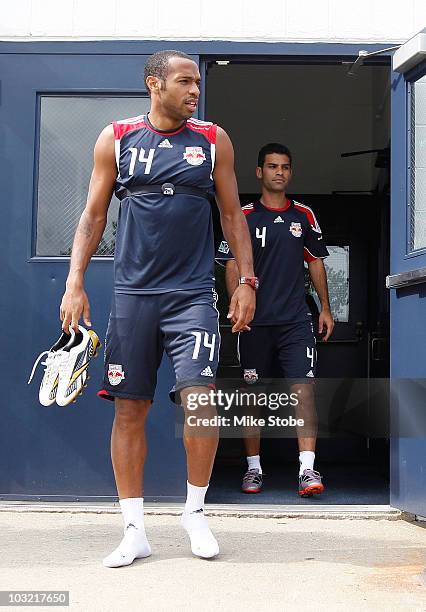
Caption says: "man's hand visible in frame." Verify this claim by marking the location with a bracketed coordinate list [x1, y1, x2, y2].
[318, 308, 334, 341]
[60, 283, 91, 333]
[227, 285, 255, 333]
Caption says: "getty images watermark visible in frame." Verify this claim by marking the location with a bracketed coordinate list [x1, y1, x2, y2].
[185, 388, 305, 429]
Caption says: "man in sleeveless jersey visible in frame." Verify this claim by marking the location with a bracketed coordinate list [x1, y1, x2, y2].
[60, 50, 256, 566]
[217, 143, 334, 497]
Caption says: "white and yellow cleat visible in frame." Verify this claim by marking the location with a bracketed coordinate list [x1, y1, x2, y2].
[56, 326, 101, 406]
[28, 329, 75, 406]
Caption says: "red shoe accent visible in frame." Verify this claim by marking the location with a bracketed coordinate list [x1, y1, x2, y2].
[241, 488, 262, 494]
[299, 483, 325, 497]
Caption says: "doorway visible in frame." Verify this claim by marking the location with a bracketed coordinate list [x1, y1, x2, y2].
[205, 60, 391, 504]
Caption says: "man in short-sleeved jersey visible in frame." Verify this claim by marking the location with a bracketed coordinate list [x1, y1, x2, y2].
[217, 143, 334, 497]
[60, 50, 256, 566]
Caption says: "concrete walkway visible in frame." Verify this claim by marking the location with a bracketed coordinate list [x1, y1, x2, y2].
[1, 510, 425, 611]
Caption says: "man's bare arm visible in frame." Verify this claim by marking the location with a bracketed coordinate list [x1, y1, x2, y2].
[214, 127, 254, 278]
[60, 125, 117, 333]
[224, 260, 252, 332]
[225, 259, 239, 297]
[213, 127, 255, 332]
[308, 258, 334, 341]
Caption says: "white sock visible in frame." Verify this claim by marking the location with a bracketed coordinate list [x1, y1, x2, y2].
[181, 481, 219, 559]
[299, 451, 315, 475]
[247, 454, 262, 474]
[103, 497, 151, 568]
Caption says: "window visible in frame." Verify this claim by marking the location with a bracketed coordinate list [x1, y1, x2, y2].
[409, 75, 426, 251]
[305, 246, 349, 322]
[35, 96, 150, 257]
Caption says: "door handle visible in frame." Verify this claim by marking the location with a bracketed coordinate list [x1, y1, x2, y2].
[355, 321, 364, 340]
[371, 337, 383, 361]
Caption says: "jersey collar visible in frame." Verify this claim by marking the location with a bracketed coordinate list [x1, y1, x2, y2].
[144, 113, 187, 136]
[258, 198, 292, 212]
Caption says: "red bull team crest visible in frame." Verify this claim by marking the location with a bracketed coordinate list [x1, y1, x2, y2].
[108, 364, 125, 386]
[289, 221, 302, 238]
[244, 369, 259, 384]
[183, 146, 206, 166]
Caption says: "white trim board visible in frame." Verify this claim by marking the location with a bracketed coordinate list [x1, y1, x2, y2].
[393, 27, 426, 72]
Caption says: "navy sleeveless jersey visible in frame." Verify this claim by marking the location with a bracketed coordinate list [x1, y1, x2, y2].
[112, 114, 217, 294]
[216, 199, 329, 325]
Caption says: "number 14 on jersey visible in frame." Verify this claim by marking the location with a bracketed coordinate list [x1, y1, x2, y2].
[128, 147, 155, 176]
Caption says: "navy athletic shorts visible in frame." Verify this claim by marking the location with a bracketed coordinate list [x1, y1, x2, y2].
[98, 289, 219, 403]
[238, 321, 317, 385]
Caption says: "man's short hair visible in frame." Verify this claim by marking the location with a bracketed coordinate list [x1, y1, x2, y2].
[258, 143, 292, 168]
[144, 50, 194, 93]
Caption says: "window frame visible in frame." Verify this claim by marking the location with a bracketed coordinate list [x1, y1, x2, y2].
[31, 91, 149, 261]
[405, 62, 426, 259]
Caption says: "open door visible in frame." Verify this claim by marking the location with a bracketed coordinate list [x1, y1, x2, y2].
[204, 58, 391, 505]
[389, 30, 426, 516]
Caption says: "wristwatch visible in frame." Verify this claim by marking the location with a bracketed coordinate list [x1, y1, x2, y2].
[239, 276, 259, 290]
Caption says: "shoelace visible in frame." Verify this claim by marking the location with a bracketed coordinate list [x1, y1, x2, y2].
[243, 469, 262, 485]
[300, 469, 322, 483]
[59, 334, 88, 377]
[27, 350, 69, 385]
[59, 354, 72, 374]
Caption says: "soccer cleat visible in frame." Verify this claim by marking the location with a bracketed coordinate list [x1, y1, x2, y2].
[241, 468, 263, 494]
[299, 469, 325, 497]
[28, 329, 75, 406]
[56, 326, 101, 406]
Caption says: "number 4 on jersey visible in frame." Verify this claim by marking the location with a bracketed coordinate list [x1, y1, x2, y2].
[128, 147, 155, 176]
[256, 226, 267, 248]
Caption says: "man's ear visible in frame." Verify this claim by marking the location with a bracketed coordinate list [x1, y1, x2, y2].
[146, 75, 160, 95]
[256, 166, 263, 180]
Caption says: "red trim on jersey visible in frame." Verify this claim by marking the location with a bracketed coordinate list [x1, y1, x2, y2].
[113, 115, 217, 143]
[187, 119, 217, 144]
[304, 246, 318, 263]
[113, 118, 147, 141]
[295, 202, 322, 262]
[294, 201, 321, 231]
[259, 198, 291, 212]
[242, 204, 255, 216]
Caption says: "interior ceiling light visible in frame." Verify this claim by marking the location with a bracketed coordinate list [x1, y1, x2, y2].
[216, 60, 230, 65]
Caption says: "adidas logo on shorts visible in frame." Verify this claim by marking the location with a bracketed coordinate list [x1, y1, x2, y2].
[200, 366, 214, 377]
[306, 370, 315, 378]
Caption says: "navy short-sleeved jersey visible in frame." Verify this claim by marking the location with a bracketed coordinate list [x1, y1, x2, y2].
[216, 199, 329, 325]
[112, 114, 217, 294]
